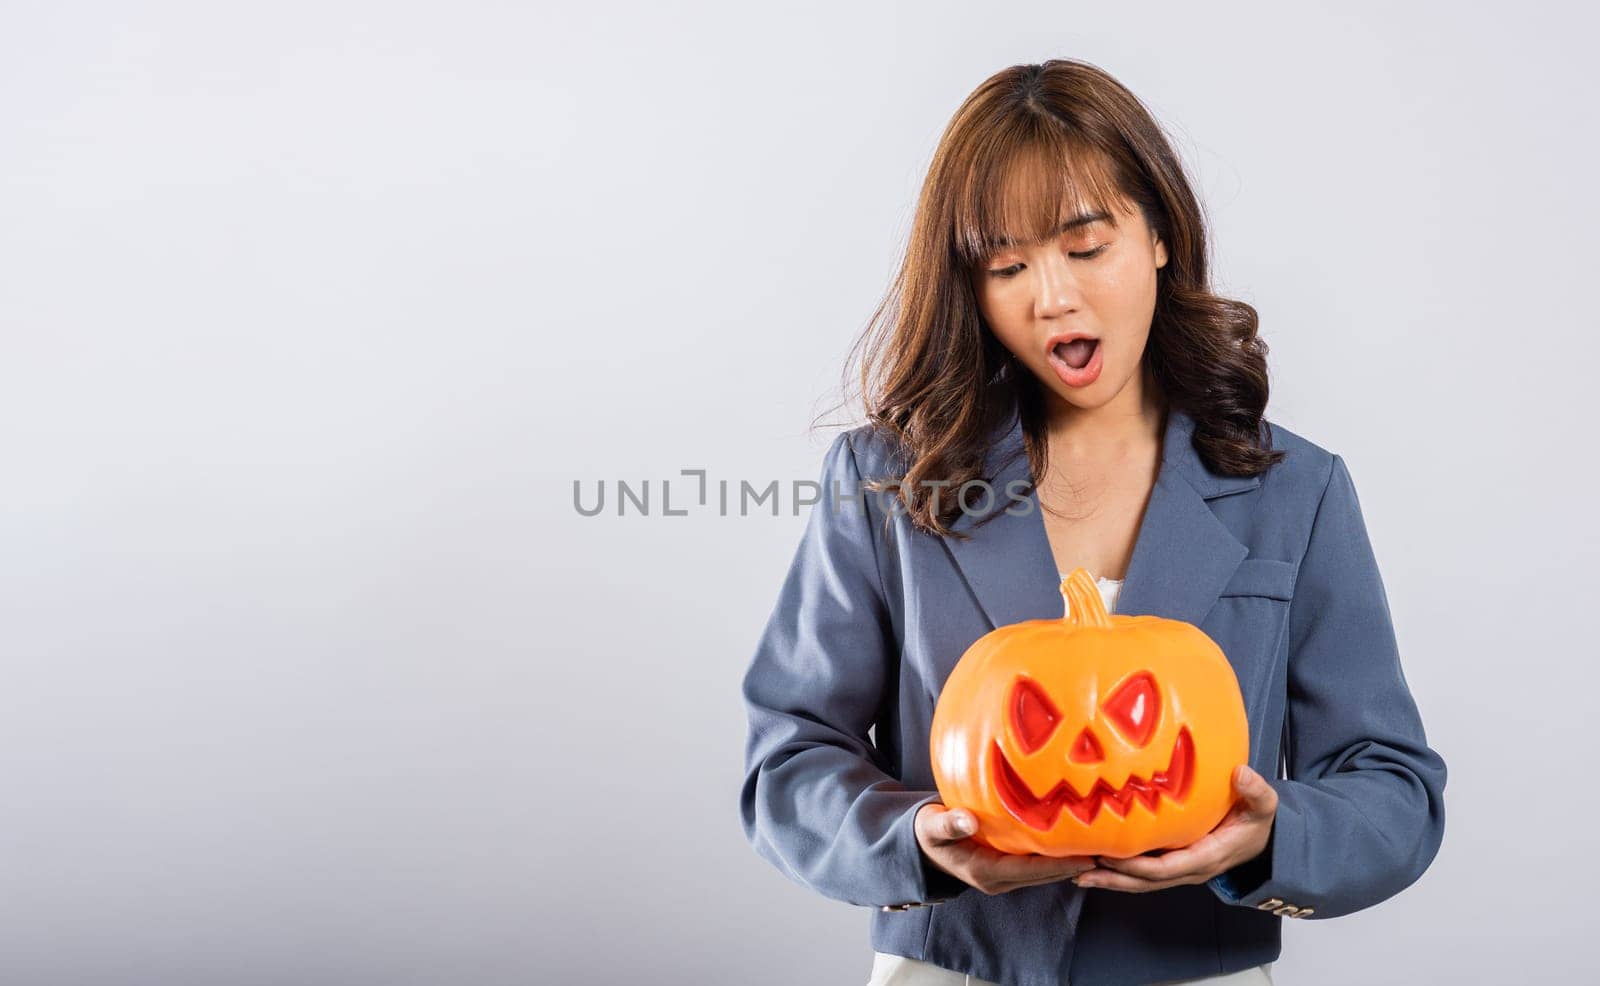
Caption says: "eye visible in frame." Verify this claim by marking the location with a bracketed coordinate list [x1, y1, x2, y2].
[984, 243, 1108, 278]
[1102, 671, 1160, 747]
[1009, 676, 1062, 754]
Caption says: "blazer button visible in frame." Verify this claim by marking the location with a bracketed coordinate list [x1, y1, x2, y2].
[1273, 905, 1300, 917]
[1295, 907, 1314, 918]
[1255, 898, 1284, 911]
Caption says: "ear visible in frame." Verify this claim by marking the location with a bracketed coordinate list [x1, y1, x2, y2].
[1152, 233, 1169, 270]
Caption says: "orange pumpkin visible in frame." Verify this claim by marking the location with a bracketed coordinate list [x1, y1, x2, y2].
[929, 567, 1249, 858]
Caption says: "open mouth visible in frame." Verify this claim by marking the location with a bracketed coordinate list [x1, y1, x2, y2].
[1044, 335, 1103, 388]
[1051, 338, 1098, 370]
[992, 727, 1194, 830]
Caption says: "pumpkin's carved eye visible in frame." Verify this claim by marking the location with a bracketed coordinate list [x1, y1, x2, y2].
[1009, 677, 1061, 754]
[1103, 672, 1160, 747]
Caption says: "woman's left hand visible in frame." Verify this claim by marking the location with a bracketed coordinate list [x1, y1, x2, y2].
[1072, 765, 1277, 893]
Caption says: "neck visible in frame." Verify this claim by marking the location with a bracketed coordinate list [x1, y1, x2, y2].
[1042, 366, 1166, 459]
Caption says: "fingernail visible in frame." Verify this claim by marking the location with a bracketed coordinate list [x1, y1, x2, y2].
[952, 815, 973, 835]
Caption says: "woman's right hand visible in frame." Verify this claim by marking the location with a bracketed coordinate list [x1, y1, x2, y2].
[915, 803, 1097, 895]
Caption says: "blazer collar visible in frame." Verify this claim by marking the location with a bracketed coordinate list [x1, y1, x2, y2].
[941, 401, 1261, 633]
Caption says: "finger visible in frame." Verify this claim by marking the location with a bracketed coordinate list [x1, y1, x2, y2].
[1094, 839, 1226, 881]
[982, 856, 1098, 894]
[992, 851, 1097, 880]
[1233, 765, 1278, 815]
[921, 806, 979, 846]
[988, 872, 1087, 894]
[1073, 867, 1186, 893]
[983, 867, 1081, 893]
[976, 850, 1096, 887]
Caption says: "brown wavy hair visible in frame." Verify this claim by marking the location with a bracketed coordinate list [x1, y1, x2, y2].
[816, 58, 1284, 538]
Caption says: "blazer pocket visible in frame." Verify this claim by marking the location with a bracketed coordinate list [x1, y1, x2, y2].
[1218, 558, 1297, 601]
[1206, 558, 1299, 763]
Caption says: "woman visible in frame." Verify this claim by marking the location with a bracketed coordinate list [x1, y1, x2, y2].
[738, 59, 1446, 986]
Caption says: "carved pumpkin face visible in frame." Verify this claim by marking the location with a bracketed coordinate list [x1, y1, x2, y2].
[930, 568, 1249, 858]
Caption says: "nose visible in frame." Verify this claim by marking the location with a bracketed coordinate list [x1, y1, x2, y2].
[1068, 726, 1104, 764]
[1034, 251, 1083, 319]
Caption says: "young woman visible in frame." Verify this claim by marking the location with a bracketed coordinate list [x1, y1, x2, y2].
[738, 59, 1446, 986]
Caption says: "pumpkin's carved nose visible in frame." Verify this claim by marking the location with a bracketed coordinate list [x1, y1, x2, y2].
[1068, 727, 1104, 763]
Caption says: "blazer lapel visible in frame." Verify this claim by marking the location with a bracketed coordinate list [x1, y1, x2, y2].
[941, 402, 1262, 632]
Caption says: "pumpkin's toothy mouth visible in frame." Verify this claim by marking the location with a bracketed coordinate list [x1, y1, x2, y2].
[992, 727, 1195, 830]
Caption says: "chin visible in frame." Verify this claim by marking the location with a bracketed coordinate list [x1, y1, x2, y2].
[1038, 372, 1128, 410]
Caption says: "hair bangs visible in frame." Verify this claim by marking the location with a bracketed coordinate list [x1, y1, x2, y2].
[952, 127, 1127, 271]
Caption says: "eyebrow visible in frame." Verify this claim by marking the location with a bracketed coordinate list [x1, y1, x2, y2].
[991, 211, 1112, 248]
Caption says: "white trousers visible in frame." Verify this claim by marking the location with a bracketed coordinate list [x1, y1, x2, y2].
[867, 951, 1274, 986]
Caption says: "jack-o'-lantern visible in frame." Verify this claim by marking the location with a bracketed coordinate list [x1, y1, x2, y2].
[929, 567, 1249, 858]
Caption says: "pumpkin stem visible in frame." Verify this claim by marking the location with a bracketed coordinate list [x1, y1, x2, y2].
[1060, 567, 1113, 628]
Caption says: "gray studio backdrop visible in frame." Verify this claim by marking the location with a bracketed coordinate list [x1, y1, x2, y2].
[3, 2, 1595, 984]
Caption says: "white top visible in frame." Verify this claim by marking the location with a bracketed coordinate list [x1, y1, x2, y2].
[1063, 573, 1124, 615]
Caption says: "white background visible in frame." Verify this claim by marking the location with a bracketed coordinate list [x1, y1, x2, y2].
[2, 2, 1594, 983]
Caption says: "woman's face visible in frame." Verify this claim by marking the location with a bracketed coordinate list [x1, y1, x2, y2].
[971, 196, 1168, 414]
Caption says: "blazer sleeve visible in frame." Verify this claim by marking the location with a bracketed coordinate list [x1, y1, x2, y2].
[1206, 453, 1448, 917]
[738, 431, 968, 908]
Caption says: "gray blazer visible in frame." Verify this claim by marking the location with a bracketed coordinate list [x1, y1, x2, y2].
[738, 399, 1447, 986]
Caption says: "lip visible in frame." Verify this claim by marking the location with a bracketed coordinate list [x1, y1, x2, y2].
[1044, 332, 1104, 389]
